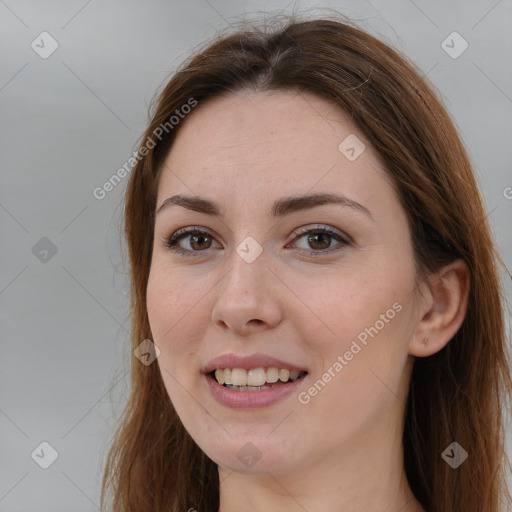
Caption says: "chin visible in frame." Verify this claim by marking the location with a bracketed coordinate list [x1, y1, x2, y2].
[196, 431, 303, 475]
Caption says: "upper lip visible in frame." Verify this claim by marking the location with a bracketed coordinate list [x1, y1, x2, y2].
[202, 353, 308, 374]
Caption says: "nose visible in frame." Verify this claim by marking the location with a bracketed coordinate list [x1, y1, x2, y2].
[211, 248, 284, 336]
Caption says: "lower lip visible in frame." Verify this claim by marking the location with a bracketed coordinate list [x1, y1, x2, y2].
[204, 372, 307, 408]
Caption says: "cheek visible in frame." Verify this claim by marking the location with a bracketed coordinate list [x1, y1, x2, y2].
[294, 291, 412, 439]
[297, 269, 409, 347]
[146, 270, 206, 418]
[146, 268, 203, 372]
[147, 265, 200, 339]
[293, 258, 414, 393]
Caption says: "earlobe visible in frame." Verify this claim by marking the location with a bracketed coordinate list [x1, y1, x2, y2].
[409, 259, 470, 357]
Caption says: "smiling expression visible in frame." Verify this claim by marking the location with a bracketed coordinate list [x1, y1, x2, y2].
[146, 88, 422, 474]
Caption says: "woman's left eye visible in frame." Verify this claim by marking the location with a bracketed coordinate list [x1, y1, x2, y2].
[291, 225, 349, 254]
[162, 225, 349, 257]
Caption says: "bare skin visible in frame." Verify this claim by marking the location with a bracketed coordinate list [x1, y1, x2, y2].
[147, 89, 469, 512]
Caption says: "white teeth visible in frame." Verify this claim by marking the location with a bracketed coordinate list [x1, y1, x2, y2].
[247, 368, 266, 386]
[231, 368, 247, 386]
[279, 369, 290, 382]
[212, 367, 306, 386]
[266, 367, 279, 383]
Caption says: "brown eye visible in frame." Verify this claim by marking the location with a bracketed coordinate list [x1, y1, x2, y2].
[292, 225, 349, 255]
[306, 232, 332, 250]
[165, 228, 220, 257]
[188, 233, 213, 250]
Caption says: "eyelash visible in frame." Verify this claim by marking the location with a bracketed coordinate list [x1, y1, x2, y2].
[162, 225, 350, 258]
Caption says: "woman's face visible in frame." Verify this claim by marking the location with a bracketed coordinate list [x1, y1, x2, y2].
[147, 89, 422, 476]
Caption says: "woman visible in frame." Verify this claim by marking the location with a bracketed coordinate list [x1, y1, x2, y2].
[100, 14, 512, 512]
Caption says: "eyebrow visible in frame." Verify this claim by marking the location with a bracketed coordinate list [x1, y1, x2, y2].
[155, 192, 374, 221]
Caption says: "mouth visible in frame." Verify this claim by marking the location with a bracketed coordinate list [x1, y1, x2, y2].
[202, 353, 309, 407]
[209, 367, 308, 391]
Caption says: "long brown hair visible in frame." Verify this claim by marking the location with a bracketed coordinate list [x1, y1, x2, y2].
[100, 14, 512, 512]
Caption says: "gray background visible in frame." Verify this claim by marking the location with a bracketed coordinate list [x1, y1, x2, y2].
[1, 0, 511, 510]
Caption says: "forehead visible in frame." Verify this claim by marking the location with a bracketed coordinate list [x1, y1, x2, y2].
[156, 89, 394, 211]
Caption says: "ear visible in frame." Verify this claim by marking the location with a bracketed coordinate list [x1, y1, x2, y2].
[409, 259, 470, 357]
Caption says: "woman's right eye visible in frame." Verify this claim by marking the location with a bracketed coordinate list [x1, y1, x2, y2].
[163, 228, 220, 257]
